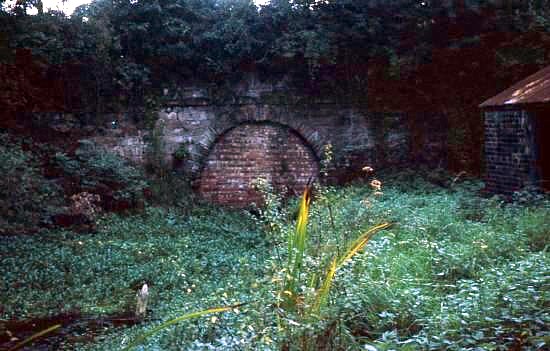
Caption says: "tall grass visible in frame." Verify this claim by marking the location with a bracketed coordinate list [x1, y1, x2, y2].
[278, 184, 390, 348]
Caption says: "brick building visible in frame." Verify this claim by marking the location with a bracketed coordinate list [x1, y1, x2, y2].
[480, 65, 550, 194]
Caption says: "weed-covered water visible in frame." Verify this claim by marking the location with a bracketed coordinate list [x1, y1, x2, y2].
[1, 179, 548, 350]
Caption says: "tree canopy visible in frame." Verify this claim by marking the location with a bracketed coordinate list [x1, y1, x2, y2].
[1, 0, 549, 170]
[2, 0, 548, 109]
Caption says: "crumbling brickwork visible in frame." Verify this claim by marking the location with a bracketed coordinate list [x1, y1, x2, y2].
[88, 76, 412, 205]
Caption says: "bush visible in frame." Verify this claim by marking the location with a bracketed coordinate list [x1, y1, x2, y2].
[0, 133, 63, 234]
[53, 140, 149, 211]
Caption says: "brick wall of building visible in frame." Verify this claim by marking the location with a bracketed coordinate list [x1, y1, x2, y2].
[484, 109, 537, 194]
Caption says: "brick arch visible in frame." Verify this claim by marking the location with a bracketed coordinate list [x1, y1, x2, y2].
[189, 111, 326, 179]
[197, 121, 320, 206]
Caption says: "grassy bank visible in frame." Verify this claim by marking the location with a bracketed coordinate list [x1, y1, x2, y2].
[1, 177, 548, 350]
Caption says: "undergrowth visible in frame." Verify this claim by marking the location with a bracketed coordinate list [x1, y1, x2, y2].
[0, 133, 64, 234]
[53, 140, 149, 208]
[0, 175, 548, 350]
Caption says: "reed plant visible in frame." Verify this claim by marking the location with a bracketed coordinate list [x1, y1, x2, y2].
[122, 180, 389, 350]
[277, 183, 390, 349]
[122, 304, 243, 351]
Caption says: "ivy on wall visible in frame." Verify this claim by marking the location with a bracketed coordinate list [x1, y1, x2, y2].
[1, 0, 549, 173]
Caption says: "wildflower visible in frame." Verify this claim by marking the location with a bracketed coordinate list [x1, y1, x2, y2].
[370, 179, 382, 190]
[70, 192, 101, 221]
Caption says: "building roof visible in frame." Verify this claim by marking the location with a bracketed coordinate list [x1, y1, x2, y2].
[480, 65, 550, 108]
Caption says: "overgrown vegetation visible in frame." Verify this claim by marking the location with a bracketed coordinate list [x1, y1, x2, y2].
[53, 140, 149, 210]
[2, 0, 550, 171]
[143, 121, 196, 209]
[1, 175, 548, 350]
[0, 133, 64, 234]
[1, 1, 549, 348]
[0, 132, 150, 234]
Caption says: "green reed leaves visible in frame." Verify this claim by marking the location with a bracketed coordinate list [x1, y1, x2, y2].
[280, 184, 391, 317]
[8, 323, 62, 351]
[282, 184, 312, 308]
[122, 304, 243, 351]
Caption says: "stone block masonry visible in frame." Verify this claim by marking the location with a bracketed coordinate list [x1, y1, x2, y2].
[157, 102, 408, 206]
[89, 77, 411, 206]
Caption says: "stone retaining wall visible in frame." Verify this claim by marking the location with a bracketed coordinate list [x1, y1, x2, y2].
[90, 77, 411, 205]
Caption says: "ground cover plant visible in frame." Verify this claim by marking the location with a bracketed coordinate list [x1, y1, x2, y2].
[0, 174, 548, 350]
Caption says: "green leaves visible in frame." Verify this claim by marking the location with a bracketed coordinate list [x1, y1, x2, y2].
[1, 172, 547, 350]
[3, 0, 547, 123]
[54, 141, 148, 204]
[0, 134, 64, 234]
[122, 304, 242, 351]
[280, 183, 390, 326]
[282, 184, 311, 308]
[312, 222, 391, 313]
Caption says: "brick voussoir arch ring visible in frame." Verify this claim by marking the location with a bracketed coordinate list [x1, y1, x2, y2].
[192, 118, 324, 205]
[191, 118, 326, 182]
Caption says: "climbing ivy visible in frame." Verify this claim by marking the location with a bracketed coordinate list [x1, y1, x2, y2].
[1, 0, 549, 172]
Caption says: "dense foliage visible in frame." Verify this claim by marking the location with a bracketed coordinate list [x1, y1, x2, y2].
[53, 140, 149, 211]
[0, 133, 64, 234]
[1, 0, 549, 172]
[0, 133, 150, 234]
[2, 0, 550, 171]
[1, 176, 548, 350]
[2, 3, 548, 348]
[2, 0, 549, 104]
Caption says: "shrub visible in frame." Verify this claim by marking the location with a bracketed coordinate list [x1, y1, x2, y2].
[0, 133, 63, 234]
[53, 140, 149, 211]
